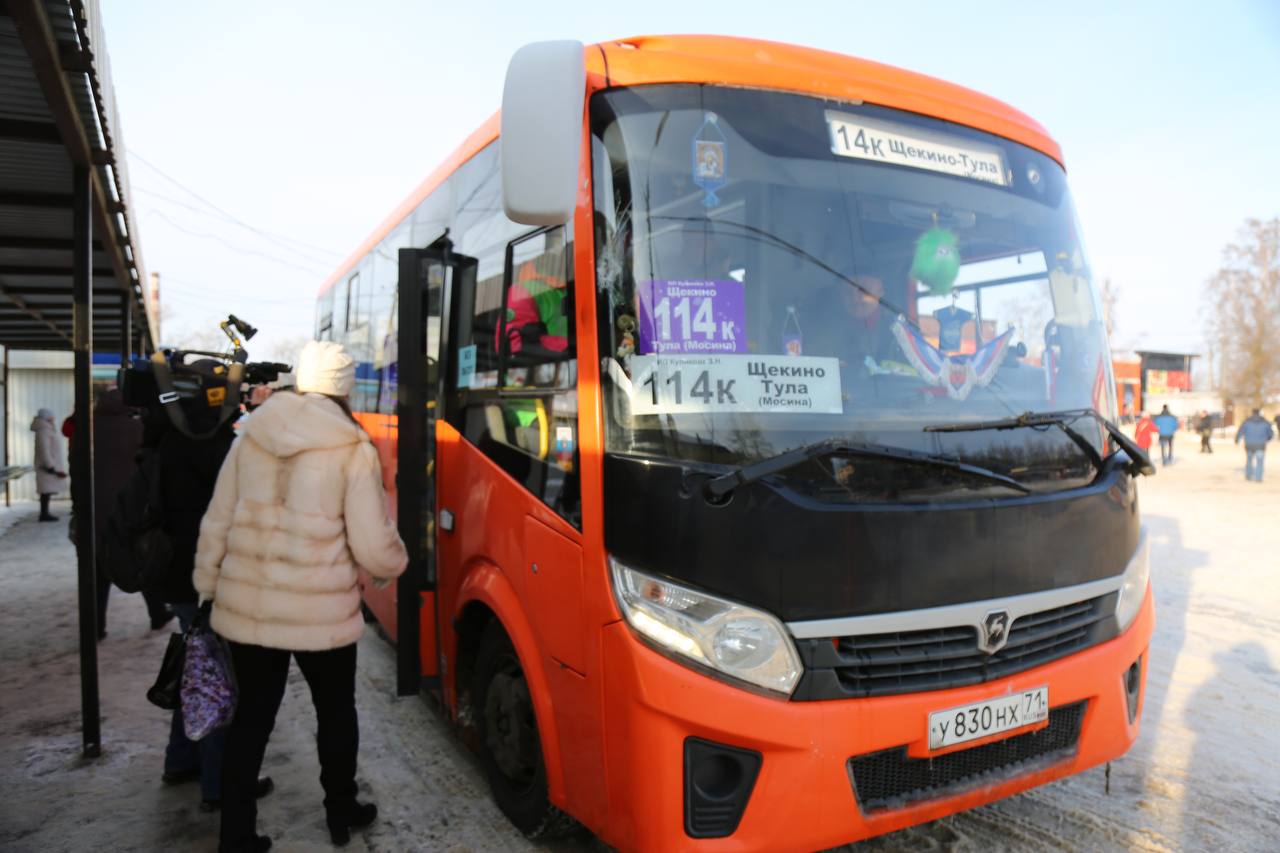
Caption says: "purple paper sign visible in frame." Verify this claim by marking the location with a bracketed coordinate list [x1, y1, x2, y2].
[636, 279, 747, 355]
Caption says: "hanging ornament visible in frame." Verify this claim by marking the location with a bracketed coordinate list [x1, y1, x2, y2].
[691, 112, 727, 208]
[910, 226, 961, 296]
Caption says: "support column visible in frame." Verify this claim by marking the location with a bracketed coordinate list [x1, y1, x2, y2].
[72, 165, 100, 758]
[3, 350, 9, 508]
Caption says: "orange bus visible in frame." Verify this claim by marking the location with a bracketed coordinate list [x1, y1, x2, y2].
[316, 36, 1154, 851]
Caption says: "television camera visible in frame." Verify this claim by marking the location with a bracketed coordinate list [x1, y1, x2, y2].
[119, 314, 293, 439]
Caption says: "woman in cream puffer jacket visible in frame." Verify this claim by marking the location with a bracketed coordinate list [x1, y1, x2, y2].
[192, 391, 406, 648]
[195, 341, 406, 853]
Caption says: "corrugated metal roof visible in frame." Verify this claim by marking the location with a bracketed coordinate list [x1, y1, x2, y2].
[0, 247, 113, 266]
[0, 0, 152, 351]
[0, 20, 49, 119]
[0, 205, 68, 238]
[0, 138, 71, 189]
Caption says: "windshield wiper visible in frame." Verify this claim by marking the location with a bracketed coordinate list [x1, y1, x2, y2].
[923, 408, 1156, 477]
[704, 438, 1031, 500]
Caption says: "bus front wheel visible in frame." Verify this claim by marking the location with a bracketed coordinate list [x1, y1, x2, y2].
[473, 620, 574, 838]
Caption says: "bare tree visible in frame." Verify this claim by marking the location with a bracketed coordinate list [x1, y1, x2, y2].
[262, 335, 310, 366]
[169, 321, 229, 353]
[1204, 217, 1280, 407]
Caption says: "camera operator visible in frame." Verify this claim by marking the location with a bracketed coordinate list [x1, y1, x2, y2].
[147, 358, 272, 811]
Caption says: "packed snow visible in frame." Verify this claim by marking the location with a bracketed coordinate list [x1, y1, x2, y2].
[0, 437, 1276, 851]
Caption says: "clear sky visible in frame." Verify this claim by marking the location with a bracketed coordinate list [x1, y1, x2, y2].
[99, 0, 1280, 362]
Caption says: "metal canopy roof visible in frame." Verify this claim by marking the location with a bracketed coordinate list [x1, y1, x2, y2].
[0, 0, 152, 352]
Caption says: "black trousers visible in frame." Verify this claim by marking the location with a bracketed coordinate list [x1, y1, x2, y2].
[94, 568, 167, 636]
[220, 641, 358, 848]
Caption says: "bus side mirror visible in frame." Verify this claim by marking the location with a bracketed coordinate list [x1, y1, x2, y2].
[501, 41, 586, 226]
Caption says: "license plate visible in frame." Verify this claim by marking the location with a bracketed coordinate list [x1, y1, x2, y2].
[928, 687, 1049, 749]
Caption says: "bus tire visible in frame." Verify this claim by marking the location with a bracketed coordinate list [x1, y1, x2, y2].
[473, 620, 575, 839]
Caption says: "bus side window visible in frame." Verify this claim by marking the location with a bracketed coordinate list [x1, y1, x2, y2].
[316, 288, 334, 340]
[499, 228, 574, 389]
[464, 252, 506, 390]
[457, 225, 581, 528]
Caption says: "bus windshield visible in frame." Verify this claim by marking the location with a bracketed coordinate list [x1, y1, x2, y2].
[591, 85, 1114, 498]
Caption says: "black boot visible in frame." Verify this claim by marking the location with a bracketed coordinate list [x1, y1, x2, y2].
[218, 834, 271, 853]
[326, 801, 377, 846]
[202, 776, 275, 812]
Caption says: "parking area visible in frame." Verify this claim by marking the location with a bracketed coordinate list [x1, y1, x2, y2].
[1, 439, 1277, 852]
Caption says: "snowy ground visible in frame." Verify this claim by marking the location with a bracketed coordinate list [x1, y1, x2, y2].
[0, 498, 595, 853]
[0, 439, 1277, 852]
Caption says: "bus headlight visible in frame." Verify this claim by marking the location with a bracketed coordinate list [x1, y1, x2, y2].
[609, 558, 802, 697]
[1115, 529, 1150, 632]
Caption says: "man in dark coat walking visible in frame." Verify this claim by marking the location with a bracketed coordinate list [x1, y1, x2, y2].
[1197, 410, 1214, 454]
[146, 360, 271, 811]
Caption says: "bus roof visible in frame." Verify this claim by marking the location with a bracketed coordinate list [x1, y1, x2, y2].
[319, 35, 1063, 296]
[598, 35, 1062, 164]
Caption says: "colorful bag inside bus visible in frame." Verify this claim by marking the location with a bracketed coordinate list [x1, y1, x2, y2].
[498, 261, 568, 355]
[180, 621, 238, 741]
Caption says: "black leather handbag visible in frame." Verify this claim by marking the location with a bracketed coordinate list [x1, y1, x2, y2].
[147, 631, 187, 710]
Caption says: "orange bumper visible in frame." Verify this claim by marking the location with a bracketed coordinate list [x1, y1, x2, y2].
[597, 585, 1153, 853]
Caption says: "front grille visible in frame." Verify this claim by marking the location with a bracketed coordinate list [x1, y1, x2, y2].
[849, 701, 1085, 812]
[793, 593, 1116, 700]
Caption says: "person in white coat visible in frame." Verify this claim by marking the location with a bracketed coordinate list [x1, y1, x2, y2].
[194, 341, 407, 853]
[30, 408, 67, 521]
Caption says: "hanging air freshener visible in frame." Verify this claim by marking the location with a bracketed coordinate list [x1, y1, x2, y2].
[782, 305, 803, 355]
[691, 113, 727, 208]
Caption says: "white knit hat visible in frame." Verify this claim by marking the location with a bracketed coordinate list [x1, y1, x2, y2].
[295, 340, 355, 397]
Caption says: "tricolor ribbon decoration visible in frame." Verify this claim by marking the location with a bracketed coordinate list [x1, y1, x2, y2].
[890, 315, 1013, 401]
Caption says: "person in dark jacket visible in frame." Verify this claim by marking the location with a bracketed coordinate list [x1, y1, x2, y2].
[147, 360, 272, 812]
[1235, 408, 1275, 482]
[805, 274, 903, 374]
[1197, 409, 1214, 454]
[77, 389, 172, 637]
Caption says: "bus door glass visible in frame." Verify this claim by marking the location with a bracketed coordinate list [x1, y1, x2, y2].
[392, 242, 470, 692]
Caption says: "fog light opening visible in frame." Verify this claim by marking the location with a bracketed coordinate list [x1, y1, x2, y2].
[1124, 656, 1142, 723]
[692, 753, 743, 800]
[684, 737, 762, 839]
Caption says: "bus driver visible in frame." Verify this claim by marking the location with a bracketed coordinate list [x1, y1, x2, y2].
[806, 273, 903, 374]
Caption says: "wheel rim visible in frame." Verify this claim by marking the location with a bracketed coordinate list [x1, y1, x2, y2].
[483, 653, 538, 789]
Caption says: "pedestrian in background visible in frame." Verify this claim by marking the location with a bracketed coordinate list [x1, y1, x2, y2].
[1197, 409, 1214, 454]
[30, 408, 66, 521]
[1235, 408, 1274, 482]
[195, 341, 407, 853]
[1134, 410, 1157, 458]
[1153, 405, 1179, 466]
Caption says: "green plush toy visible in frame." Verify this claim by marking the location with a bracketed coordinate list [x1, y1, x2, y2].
[910, 227, 961, 295]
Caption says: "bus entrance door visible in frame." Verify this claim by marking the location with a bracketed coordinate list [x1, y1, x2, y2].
[392, 242, 467, 695]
